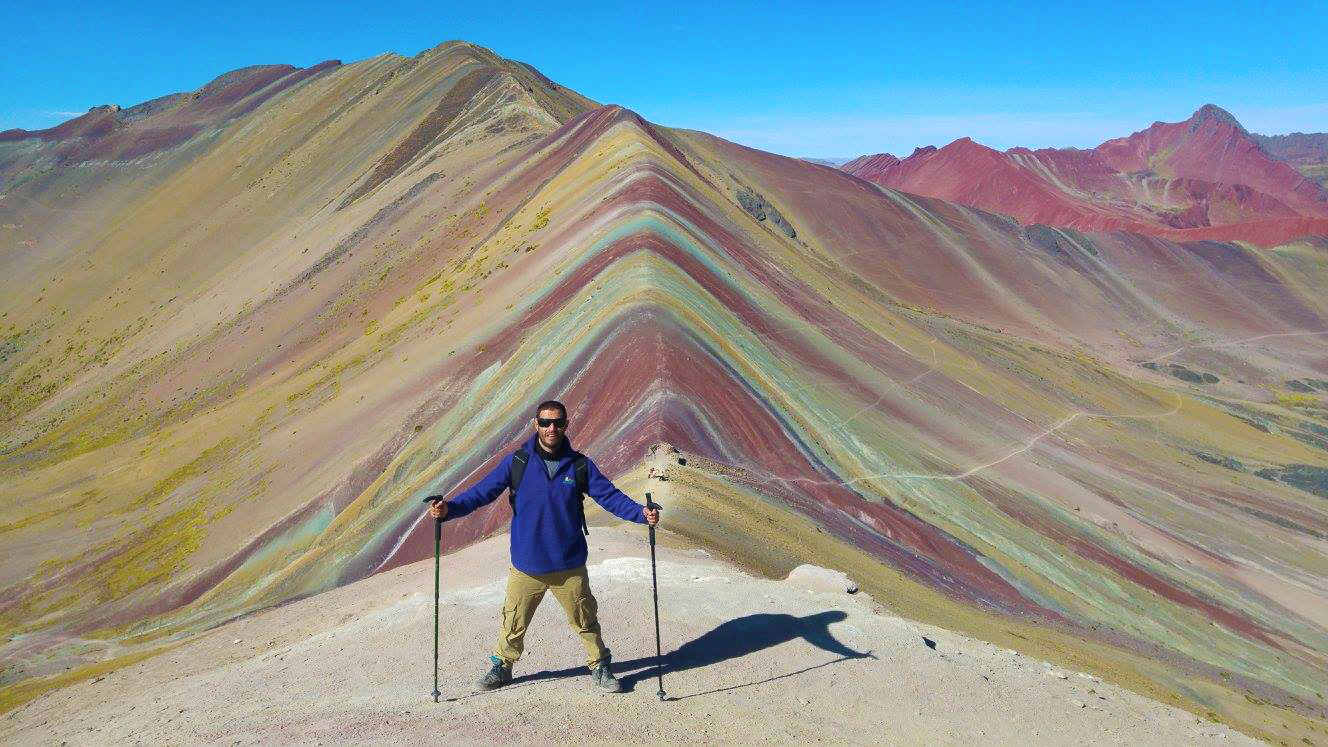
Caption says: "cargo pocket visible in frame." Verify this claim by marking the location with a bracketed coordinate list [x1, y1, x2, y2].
[497, 601, 522, 662]
[574, 593, 600, 633]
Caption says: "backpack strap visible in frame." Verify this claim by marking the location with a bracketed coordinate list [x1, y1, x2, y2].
[508, 449, 529, 515]
[508, 447, 590, 536]
[573, 453, 590, 536]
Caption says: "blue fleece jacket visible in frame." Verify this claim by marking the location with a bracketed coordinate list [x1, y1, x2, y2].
[443, 434, 647, 574]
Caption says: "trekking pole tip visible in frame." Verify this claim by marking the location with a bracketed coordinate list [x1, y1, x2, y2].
[658, 690, 666, 701]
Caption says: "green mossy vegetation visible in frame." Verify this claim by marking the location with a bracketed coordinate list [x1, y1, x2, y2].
[0, 435, 243, 638]
[0, 489, 99, 534]
[532, 205, 551, 230]
[98, 498, 211, 602]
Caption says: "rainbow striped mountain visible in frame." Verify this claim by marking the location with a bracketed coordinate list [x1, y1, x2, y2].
[2, 41, 1326, 741]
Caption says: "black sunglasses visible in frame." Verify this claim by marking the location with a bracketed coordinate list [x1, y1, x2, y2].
[536, 417, 568, 428]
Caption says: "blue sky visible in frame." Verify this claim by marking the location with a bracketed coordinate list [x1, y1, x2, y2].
[2, 1, 1325, 158]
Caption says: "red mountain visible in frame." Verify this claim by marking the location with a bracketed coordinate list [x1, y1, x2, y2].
[842, 105, 1328, 246]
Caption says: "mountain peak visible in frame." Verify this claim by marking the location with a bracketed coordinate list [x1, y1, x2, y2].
[839, 153, 900, 181]
[419, 39, 501, 63]
[939, 136, 1003, 160]
[944, 136, 989, 150]
[1188, 104, 1246, 134]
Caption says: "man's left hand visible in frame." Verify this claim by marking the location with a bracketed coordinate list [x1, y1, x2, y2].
[643, 506, 660, 526]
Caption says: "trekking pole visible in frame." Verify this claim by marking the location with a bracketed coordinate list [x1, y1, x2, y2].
[646, 493, 665, 701]
[431, 515, 442, 703]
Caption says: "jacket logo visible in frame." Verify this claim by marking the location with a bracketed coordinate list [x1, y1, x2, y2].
[563, 475, 576, 484]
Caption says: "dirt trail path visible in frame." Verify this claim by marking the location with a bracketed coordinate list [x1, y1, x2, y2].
[2, 526, 1258, 745]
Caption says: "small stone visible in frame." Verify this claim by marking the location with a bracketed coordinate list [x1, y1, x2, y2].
[233, 639, 241, 644]
[1068, 699, 1086, 708]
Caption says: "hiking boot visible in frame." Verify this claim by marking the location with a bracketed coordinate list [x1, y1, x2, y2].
[478, 656, 512, 690]
[591, 656, 622, 693]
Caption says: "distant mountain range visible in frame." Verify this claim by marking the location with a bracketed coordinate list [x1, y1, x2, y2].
[799, 157, 852, 167]
[1252, 130, 1328, 186]
[842, 105, 1328, 246]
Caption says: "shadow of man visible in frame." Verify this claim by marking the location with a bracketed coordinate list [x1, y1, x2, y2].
[505, 609, 874, 698]
[622, 609, 875, 697]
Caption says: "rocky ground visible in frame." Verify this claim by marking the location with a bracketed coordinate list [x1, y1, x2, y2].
[1, 525, 1259, 745]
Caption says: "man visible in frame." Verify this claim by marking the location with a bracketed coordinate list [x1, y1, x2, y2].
[426, 400, 661, 693]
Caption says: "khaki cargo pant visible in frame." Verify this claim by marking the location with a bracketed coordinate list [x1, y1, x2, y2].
[495, 565, 610, 671]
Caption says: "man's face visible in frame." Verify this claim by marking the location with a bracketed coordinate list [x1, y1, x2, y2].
[533, 408, 568, 451]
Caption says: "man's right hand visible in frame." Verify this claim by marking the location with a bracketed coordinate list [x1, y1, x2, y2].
[428, 500, 448, 520]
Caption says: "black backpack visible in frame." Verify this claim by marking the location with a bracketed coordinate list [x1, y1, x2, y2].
[509, 448, 591, 535]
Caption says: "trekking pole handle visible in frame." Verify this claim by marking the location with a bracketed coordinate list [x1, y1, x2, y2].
[424, 496, 446, 538]
[645, 493, 660, 541]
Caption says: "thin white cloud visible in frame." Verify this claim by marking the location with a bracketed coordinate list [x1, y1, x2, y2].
[698, 104, 1328, 158]
[0, 110, 84, 131]
[704, 111, 1149, 158]
[1236, 102, 1328, 134]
